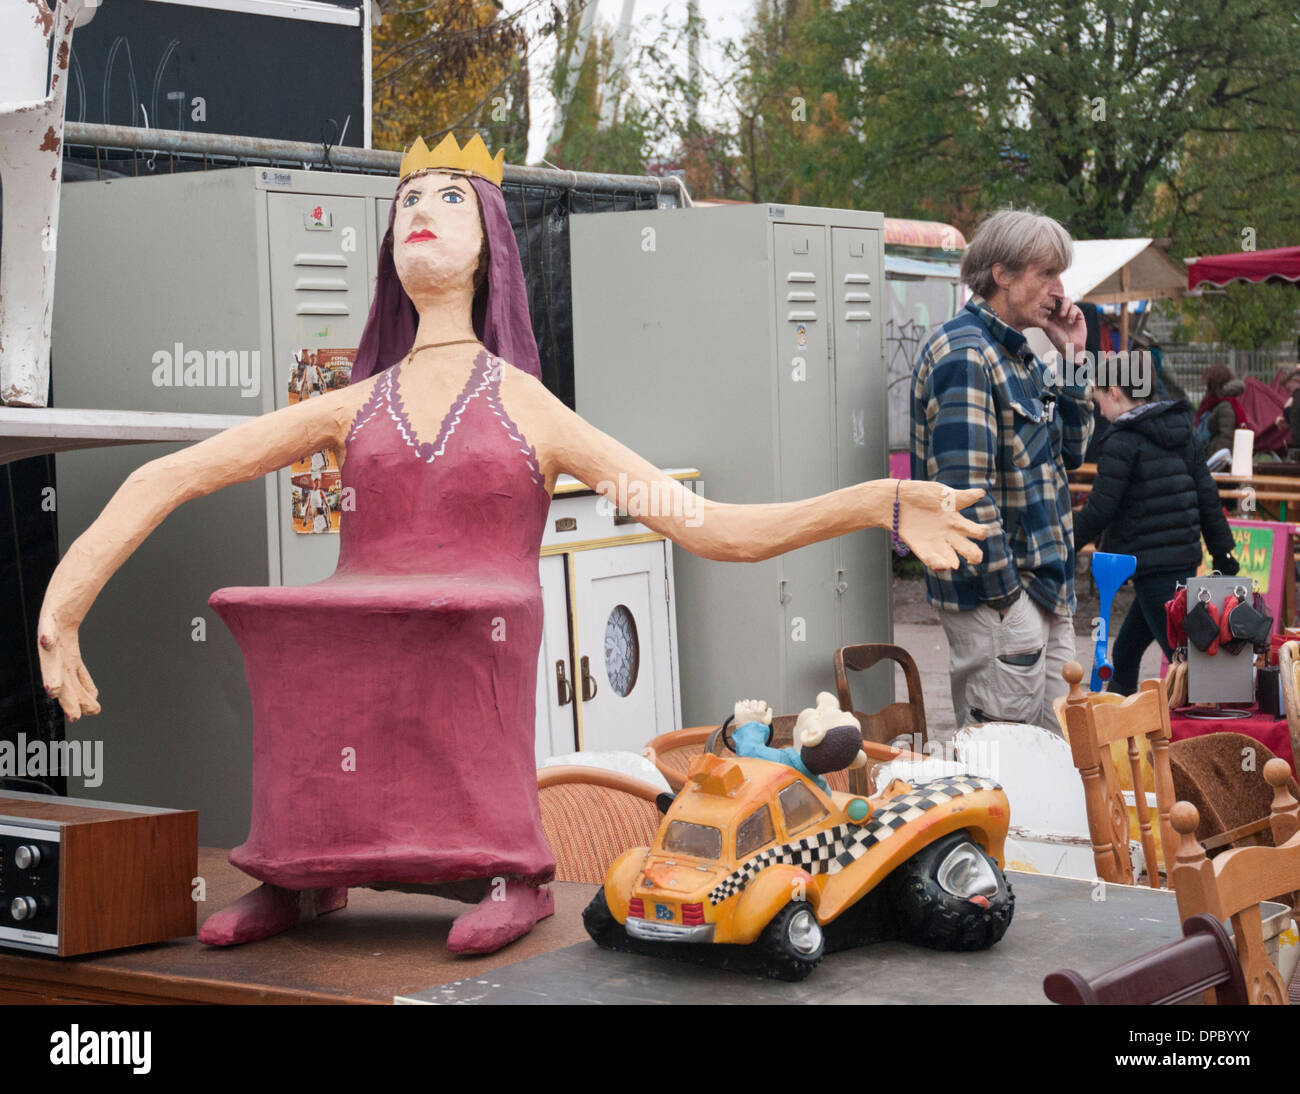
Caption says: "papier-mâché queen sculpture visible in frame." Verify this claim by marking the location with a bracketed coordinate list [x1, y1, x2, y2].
[37, 135, 987, 954]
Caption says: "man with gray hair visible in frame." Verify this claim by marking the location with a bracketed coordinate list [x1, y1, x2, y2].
[910, 208, 1093, 732]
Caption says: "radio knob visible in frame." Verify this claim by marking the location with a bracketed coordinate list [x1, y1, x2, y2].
[15, 845, 42, 869]
[10, 896, 38, 921]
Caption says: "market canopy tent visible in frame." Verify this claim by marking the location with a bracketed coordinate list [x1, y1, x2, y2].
[1187, 246, 1300, 290]
[1061, 238, 1187, 350]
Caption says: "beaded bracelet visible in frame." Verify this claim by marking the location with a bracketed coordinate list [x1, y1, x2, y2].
[891, 479, 910, 557]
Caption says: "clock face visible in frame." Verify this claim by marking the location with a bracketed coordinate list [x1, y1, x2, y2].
[604, 604, 640, 698]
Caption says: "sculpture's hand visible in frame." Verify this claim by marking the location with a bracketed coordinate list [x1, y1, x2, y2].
[36, 608, 101, 721]
[896, 482, 987, 571]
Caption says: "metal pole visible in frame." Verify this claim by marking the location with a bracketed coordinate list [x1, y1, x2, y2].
[62, 121, 692, 204]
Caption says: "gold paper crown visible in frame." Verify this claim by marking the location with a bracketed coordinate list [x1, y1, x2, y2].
[399, 133, 504, 188]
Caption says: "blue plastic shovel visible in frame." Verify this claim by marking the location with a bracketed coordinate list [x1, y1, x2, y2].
[1091, 551, 1138, 691]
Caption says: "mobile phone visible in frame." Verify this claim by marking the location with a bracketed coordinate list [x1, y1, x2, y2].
[1049, 297, 1062, 319]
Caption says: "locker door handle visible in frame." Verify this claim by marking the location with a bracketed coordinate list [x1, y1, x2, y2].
[836, 569, 848, 595]
[580, 656, 599, 701]
[779, 578, 792, 605]
[555, 661, 574, 706]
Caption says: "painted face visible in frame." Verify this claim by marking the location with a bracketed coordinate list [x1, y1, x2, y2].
[996, 260, 1066, 332]
[391, 169, 483, 301]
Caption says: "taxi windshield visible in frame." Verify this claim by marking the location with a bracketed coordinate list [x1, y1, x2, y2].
[662, 820, 722, 860]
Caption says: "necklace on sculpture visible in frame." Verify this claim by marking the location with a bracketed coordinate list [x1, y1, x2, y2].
[408, 338, 482, 362]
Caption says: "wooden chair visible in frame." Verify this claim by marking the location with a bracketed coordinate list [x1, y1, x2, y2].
[833, 644, 928, 752]
[1055, 683, 1166, 874]
[1044, 914, 1248, 1005]
[1171, 759, 1300, 1004]
[536, 766, 663, 885]
[642, 726, 716, 792]
[1058, 664, 1300, 882]
[1061, 661, 1177, 887]
[1277, 640, 1300, 768]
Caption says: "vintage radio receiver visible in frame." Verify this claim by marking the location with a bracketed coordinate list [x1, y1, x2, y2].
[0, 791, 197, 956]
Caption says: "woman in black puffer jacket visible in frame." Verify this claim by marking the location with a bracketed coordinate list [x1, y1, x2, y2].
[1074, 374, 1238, 695]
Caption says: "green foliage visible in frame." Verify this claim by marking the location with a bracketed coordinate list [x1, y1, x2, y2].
[608, 0, 1300, 245]
[371, 0, 530, 155]
[1166, 282, 1299, 350]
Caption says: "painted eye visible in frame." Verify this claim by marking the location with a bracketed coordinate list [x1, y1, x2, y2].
[442, 191, 465, 204]
[402, 191, 419, 207]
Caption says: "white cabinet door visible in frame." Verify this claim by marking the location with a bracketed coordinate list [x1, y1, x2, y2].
[571, 542, 674, 753]
[535, 554, 578, 762]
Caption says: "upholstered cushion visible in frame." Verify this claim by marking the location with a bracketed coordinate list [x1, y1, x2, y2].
[539, 783, 661, 884]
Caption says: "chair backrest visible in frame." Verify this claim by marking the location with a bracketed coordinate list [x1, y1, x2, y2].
[1170, 732, 1300, 855]
[1061, 661, 1177, 887]
[642, 725, 715, 792]
[1171, 759, 1300, 1005]
[536, 766, 663, 885]
[833, 644, 927, 753]
[1044, 913, 1248, 1005]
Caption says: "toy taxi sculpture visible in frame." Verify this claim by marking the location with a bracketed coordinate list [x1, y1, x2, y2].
[37, 134, 989, 956]
[586, 697, 1014, 980]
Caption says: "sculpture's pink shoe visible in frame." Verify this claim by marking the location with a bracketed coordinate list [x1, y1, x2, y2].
[445, 881, 554, 954]
[198, 884, 349, 946]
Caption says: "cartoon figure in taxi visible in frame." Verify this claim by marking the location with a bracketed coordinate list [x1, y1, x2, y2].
[727, 696, 868, 793]
[585, 733, 1014, 980]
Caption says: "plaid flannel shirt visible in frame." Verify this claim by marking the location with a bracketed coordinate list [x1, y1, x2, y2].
[910, 295, 1093, 617]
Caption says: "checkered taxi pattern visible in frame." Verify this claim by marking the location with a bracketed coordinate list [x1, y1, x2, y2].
[706, 775, 1001, 905]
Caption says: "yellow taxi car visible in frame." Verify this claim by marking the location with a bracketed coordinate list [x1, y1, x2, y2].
[584, 751, 1013, 980]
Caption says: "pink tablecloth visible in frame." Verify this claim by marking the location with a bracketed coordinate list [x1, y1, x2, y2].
[1170, 705, 1297, 778]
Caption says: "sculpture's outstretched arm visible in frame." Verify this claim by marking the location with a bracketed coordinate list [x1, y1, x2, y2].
[37, 385, 362, 721]
[512, 371, 988, 569]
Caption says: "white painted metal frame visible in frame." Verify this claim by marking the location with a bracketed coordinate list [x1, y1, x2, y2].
[0, 0, 94, 407]
[0, 406, 252, 465]
[143, 0, 362, 24]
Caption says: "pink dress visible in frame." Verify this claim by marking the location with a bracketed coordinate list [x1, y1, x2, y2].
[210, 348, 556, 890]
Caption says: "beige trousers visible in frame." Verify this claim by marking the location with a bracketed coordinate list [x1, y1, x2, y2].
[938, 594, 1076, 734]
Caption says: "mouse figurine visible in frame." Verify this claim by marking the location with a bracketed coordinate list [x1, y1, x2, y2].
[795, 691, 868, 776]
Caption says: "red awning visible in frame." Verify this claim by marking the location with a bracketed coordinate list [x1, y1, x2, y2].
[884, 218, 966, 250]
[1187, 245, 1300, 290]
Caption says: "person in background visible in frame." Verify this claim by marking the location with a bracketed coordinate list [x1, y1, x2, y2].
[1270, 364, 1300, 459]
[1074, 366, 1237, 695]
[1082, 305, 1110, 465]
[1195, 364, 1246, 459]
[1136, 333, 1185, 403]
[911, 207, 1094, 731]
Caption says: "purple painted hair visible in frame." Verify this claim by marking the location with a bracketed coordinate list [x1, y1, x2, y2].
[351, 173, 541, 383]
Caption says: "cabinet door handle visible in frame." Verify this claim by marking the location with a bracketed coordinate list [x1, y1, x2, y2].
[580, 655, 599, 701]
[836, 568, 848, 595]
[555, 660, 573, 706]
[778, 578, 792, 605]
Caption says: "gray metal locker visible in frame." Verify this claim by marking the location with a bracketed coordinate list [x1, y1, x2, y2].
[51, 169, 395, 845]
[570, 203, 891, 726]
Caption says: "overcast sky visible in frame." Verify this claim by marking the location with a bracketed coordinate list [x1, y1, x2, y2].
[504, 0, 758, 163]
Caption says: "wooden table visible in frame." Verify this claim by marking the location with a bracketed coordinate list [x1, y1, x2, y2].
[398, 872, 1189, 1006]
[0, 848, 594, 1004]
[1070, 462, 1300, 521]
[0, 856, 1194, 1005]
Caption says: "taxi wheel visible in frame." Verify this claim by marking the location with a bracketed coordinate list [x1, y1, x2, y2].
[757, 900, 825, 981]
[887, 830, 1014, 951]
[582, 889, 629, 949]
